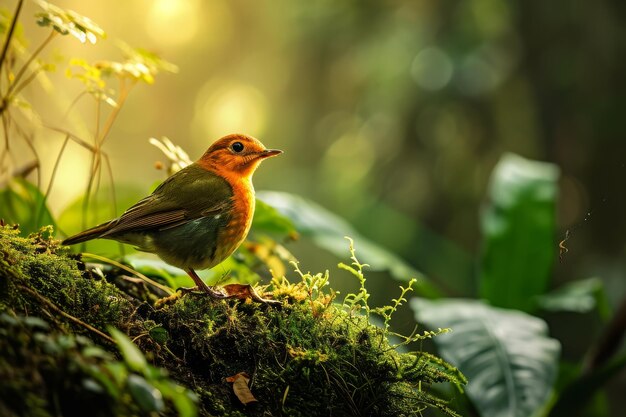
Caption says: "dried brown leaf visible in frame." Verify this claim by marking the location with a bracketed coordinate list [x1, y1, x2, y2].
[225, 372, 257, 405]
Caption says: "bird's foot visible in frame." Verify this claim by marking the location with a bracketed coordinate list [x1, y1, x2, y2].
[222, 284, 281, 305]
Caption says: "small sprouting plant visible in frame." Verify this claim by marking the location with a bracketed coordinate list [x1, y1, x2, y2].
[339, 236, 371, 316]
[339, 236, 452, 348]
[274, 237, 465, 415]
[287, 261, 335, 316]
[373, 278, 417, 332]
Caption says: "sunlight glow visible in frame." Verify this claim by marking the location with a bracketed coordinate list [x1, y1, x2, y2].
[194, 81, 268, 139]
[145, 0, 200, 46]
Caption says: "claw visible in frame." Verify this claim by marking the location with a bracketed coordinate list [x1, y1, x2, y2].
[239, 284, 281, 305]
[183, 268, 280, 305]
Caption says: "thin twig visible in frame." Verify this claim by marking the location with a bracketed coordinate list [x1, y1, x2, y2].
[4, 107, 42, 188]
[1, 108, 10, 155]
[102, 152, 116, 217]
[62, 90, 89, 121]
[80, 149, 100, 244]
[81, 96, 104, 242]
[44, 125, 100, 153]
[102, 153, 125, 256]
[19, 284, 115, 344]
[82, 252, 174, 295]
[36, 133, 70, 225]
[97, 77, 134, 145]
[5, 30, 56, 98]
[94, 90, 101, 143]
[10, 66, 44, 98]
[82, 78, 133, 253]
[19, 132, 41, 189]
[0, 0, 24, 99]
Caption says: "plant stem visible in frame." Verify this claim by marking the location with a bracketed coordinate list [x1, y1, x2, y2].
[44, 125, 98, 153]
[5, 30, 56, 99]
[82, 252, 174, 295]
[0, 0, 24, 98]
[37, 133, 70, 226]
[1, 109, 9, 155]
[97, 77, 134, 145]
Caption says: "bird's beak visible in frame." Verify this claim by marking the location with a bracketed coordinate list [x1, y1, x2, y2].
[258, 149, 283, 159]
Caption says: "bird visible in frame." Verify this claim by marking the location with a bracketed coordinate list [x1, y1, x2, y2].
[63, 133, 282, 300]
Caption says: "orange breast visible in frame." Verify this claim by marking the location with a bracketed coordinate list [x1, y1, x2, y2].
[214, 175, 255, 263]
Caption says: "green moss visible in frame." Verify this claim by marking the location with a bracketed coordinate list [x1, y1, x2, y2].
[0, 226, 133, 333]
[0, 225, 465, 416]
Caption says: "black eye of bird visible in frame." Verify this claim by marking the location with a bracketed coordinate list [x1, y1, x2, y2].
[231, 141, 244, 153]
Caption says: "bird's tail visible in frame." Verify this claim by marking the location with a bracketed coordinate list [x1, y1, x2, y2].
[62, 221, 114, 245]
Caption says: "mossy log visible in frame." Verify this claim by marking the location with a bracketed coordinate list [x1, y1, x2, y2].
[0, 225, 464, 417]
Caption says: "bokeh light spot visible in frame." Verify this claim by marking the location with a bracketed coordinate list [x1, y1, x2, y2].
[146, 0, 200, 46]
[195, 80, 268, 139]
[323, 132, 376, 186]
[411, 47, 454, 91]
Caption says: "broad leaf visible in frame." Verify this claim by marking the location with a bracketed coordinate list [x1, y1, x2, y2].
[252, 198, 297, 239]
[536, 277, 608, 316]
[412, 298, 561, 417]
[480, 153, 559, 312]
[0, 178, 56, 234]
[257, 191, 440, 297]
[108, 327, 147, 374]
[226, 372, 257, 405]
[127, 374, 164, 412]
[152, 380, 198, 417]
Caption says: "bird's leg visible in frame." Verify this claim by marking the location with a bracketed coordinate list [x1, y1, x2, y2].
[178, 269, 226, 298]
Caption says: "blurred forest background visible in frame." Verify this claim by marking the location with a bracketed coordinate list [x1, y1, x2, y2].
[2, 0, 626, 416]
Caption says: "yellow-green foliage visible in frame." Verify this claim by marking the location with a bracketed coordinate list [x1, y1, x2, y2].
[0, 225, 465, 417]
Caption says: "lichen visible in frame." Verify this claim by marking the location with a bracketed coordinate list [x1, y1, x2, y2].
[0, 225, 465, 416]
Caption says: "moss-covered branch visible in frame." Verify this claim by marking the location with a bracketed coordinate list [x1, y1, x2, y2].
[0, 225, 465, 416]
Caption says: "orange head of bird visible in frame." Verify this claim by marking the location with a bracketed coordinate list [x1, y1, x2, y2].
[198, 134, 282, 178]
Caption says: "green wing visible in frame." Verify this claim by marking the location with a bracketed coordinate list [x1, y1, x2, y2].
[99, 164, 233, 237]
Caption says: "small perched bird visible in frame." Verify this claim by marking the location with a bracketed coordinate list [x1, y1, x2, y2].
[63, 133, 282, 299]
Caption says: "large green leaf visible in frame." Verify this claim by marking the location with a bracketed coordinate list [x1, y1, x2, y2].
[0, 178, 56, 234]
[257, 191, 440, 297]
[252, 198, 297, 239]
[127, 374, 164, 413]
[108, 327, 148, 374]
[536, 277, 610, 317]
[412, 298, 561, 417]
[480, 153, 560, 312]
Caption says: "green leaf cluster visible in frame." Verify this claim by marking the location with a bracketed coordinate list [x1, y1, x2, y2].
[410, 153, 621, 417]
[35, 0, 105, 44]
